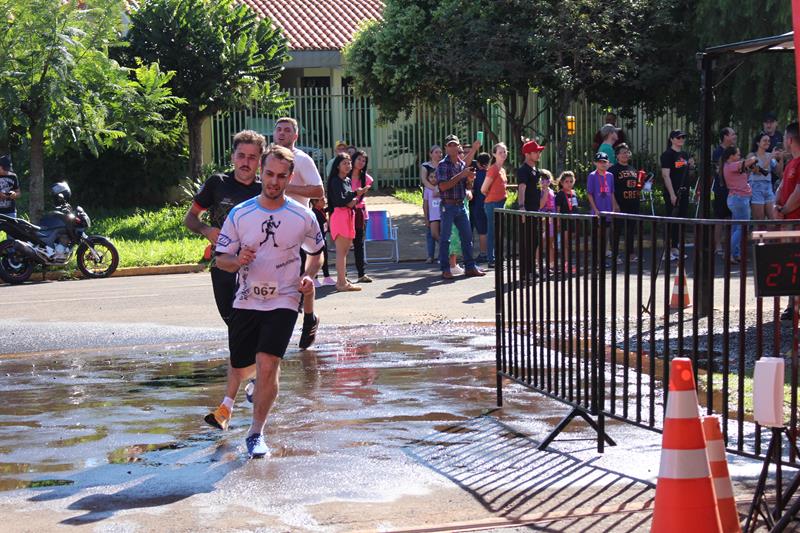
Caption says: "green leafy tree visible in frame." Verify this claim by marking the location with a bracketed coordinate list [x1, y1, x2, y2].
[346, 0, 692, 172]
[126, 0, 291, 179]
[692, 0, 794, 137]
[0, 0, 183, 219]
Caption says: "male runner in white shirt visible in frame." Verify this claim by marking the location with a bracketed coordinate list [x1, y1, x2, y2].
[215, 145, 324, 457]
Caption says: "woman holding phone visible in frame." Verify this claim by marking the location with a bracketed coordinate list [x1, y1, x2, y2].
[327, 153, 366, 291]
[349, 150, 374, 282]
[480, 142, 508, 268]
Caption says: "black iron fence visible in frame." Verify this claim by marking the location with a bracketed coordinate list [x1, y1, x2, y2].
[495, 208, 800, 462]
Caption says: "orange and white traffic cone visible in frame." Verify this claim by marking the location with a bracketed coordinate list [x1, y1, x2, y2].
[651, 358, 722, 532]
[702, 415, 741, 533]
[670, 266, 691, 310]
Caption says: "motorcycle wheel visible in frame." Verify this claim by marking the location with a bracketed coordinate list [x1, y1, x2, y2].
[77, 236, 119, 279]
[0, 239, 34, 284]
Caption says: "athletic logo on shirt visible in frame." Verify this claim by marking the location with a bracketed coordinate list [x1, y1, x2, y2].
[315, 231, 323, 245]
[217, 234, 232, 247]
[259, 215, 281, 247]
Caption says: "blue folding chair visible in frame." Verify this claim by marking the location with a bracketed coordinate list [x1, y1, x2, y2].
[364, 210, 399, 264]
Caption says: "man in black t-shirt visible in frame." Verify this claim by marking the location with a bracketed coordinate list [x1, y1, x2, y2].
[0, 155, 20, 218]
[517, 140, 546, 280]
[186, 130, 267, 432]
[712, 127, 736, 220]
[609, 144, 640, 260]
[185, 130, 265, 324]
[517, 140, 545, 212]
[660, 129, 695, 259]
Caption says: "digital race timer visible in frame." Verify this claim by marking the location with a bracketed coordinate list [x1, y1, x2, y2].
[754, 241, 800, 297]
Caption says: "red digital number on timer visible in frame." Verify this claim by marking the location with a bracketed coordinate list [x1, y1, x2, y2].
[766, 263, 782, 286]
[766, 258, 800, 286]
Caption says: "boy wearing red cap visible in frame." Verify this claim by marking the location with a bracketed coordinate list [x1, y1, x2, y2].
[517, 140, 546, 212]
[517, 140, 547, 280]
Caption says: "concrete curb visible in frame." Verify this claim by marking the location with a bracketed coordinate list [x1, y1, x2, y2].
[41, 263, 207, 281]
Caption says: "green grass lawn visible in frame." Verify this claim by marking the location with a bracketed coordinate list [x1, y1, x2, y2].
[88, 205, 206, 268]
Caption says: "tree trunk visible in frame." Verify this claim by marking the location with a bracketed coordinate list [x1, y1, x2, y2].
[29, 122, 45, 221]
[187, 112, 205, 179]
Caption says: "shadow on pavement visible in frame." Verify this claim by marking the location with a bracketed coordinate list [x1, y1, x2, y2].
[27, 432, 241, 525]
[404, 415, 654, 532]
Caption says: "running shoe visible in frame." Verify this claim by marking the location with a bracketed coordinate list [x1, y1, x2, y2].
[204, 404, 231, 430]
[245, 433, 269, 458]
[357, 275, 373, 283]
[451, 264, 465, 276]
[299, 314, 319, 350]
[245, 379, 256, 403]
[313, 278, 323, 288]
[322, 276, 336, 286]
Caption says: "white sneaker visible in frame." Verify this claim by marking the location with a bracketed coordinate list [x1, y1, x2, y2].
[450, 264, 465, 276]
[313, 278, 322, 288]
[322, 277, 336, 286]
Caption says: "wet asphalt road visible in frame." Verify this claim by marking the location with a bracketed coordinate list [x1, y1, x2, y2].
[0, 269, 765, 531]
[0, 325, 666, 532]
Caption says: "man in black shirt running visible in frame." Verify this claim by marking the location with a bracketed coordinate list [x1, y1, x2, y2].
[185, 130, 266, 431]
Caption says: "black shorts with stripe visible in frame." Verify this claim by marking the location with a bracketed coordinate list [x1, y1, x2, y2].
[228, 308, 298, 368]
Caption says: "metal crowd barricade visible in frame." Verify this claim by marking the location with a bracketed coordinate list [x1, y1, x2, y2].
[496, 208, 800, 465]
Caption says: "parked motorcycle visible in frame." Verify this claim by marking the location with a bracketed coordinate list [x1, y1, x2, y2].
[0, 182, 119, 284]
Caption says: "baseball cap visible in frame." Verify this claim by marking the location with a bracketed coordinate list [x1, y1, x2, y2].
[522, 140, 546, 154]
[595, 152, 610, 162]
[335, 140, 348, 149]
[763, 112, 777, 122]
[444, 134, 460, 146]
[0, 155, 12, 171]
[669, 129, 687, 139]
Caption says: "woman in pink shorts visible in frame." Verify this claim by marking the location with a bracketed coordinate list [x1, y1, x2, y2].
[326, 154, 366, 291]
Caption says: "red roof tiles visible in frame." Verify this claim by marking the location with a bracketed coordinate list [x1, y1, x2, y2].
[239, 0, 384, 51]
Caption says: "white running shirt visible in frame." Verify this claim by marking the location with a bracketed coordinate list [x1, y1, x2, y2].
[216, 196, 323, 312]
[287, 147, 323, 207]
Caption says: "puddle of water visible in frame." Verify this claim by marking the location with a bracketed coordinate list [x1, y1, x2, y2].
[0, 329, 498, 502]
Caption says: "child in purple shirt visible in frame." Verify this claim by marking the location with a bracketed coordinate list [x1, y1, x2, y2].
[587, 151, 619, 261]
[587, 151, 619, 216]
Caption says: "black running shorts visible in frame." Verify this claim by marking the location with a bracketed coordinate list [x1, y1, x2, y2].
[228, 308, 298, 368]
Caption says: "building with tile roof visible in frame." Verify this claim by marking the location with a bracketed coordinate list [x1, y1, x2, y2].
[205, 1, 388, 176]
[239, 0, 384, 90]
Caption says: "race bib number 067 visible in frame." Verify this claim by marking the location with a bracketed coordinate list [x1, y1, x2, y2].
[252, 282, 279, 299]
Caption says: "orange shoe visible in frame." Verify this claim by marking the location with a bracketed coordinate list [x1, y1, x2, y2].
[204, 404, 231, 430]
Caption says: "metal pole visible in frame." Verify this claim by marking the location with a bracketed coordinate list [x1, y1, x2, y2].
[696, 52, 714, 317]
